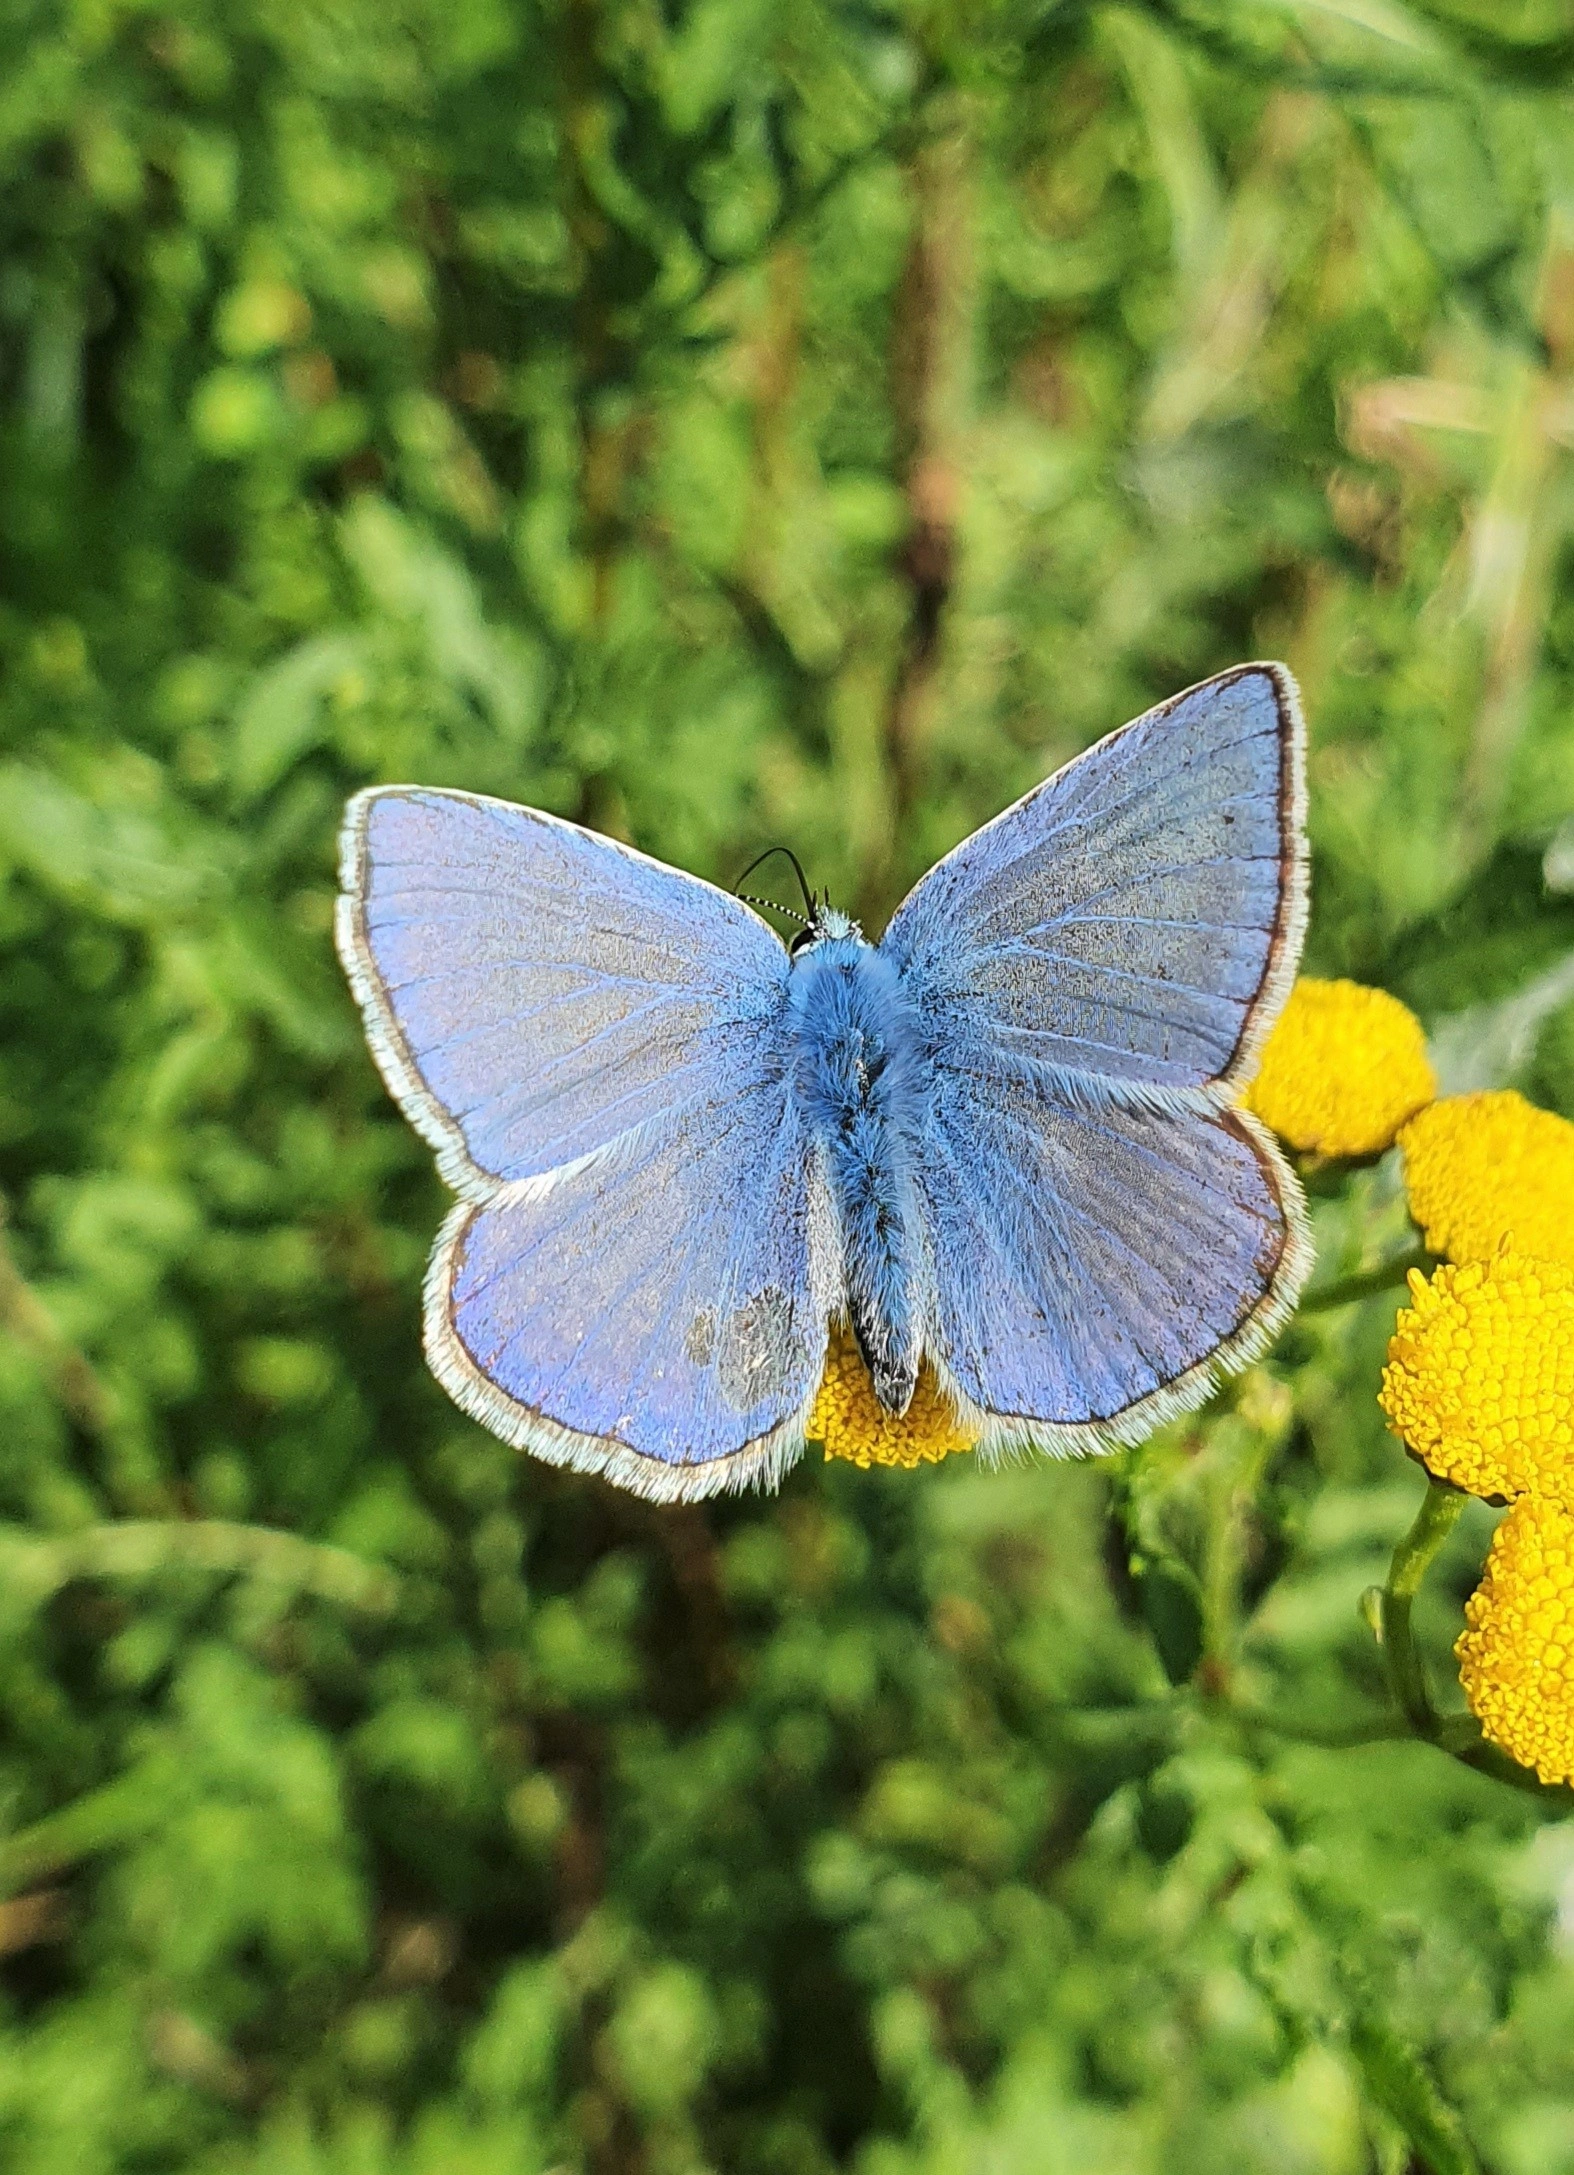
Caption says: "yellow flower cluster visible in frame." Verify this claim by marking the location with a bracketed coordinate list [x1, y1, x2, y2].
[809, 1323, 977, 1470]
[1456, 1495, 1574, 1786]
[1379, 1254, 1574, 1504]
[1249, 979, 1574, 1782]
[1381, 1231, 1574, 1779]
[1244, 977, 1435, 1157]
[1400, 1090, 1574, 1268]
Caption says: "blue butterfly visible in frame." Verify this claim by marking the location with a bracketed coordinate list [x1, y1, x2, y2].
[336, 663, 1312, 1502]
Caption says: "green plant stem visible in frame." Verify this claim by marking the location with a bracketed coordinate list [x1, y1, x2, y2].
[1231, 1704, 1411, 1749]
[0, 1194, 113, 1433]
[1437, 1715, 1574, 1800]
[1199, 1417, 1277, 1694]
[1381, 1481, 1466, 1737]
[1300, 1248, 1432, 1313]
[0, 1772, 162, 1890]
[0, 1521, 399, 1615]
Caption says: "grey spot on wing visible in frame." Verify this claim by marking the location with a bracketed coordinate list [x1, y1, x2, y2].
[716, 1285, 802, 1411]
[685, 1309, 716, 1368]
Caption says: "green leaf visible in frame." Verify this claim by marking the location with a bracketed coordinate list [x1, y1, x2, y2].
[1347, 2009, 1482, 2175]
[1135, 1558, 1206, 1686]
[229, 632, 368, 802]
[1389, 844, 1574, 1019]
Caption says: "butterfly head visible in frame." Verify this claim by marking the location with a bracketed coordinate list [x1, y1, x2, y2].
[789, 903, 860, 956]
[734, 846, 860, 956]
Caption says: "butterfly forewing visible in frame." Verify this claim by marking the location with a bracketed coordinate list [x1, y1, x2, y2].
[881, 664, 1305, 1100]
[338, 787, 793, 1196]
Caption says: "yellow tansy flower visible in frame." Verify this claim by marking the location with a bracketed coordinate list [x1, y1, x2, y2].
[1457, 1494, 1574, 1785]
[1243, 977, 1435, 1157]
[810, 1322, 977, 1470]
[1378, 1254, 1574, 1504]
[1400, 1090, 1574, 1267]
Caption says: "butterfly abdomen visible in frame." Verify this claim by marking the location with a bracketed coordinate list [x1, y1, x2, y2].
[786, 933, 929, 1417]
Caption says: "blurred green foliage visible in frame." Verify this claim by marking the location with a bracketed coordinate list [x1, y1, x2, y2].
[3, 0, 1574, 2169]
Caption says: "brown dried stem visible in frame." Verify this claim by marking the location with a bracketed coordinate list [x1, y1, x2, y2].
[863, 120, 975, 920]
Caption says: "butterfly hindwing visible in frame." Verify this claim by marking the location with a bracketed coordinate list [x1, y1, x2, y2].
[914, 1074, 1308, 1448]
[882, 664, 1311, 1445]
[338, 788, 830, 1497]
[428, 1070, 831, 1500]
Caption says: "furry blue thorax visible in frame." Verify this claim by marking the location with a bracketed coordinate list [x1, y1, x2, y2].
[786, 922, 931, 1417]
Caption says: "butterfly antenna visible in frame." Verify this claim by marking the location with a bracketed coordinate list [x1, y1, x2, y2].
[737, 892, 808, 928]
[733, 846, 817, 922]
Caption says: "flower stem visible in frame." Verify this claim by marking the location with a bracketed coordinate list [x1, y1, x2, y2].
[1379, 1481, 1466, 1738]
[1300, 1248, 1431, 1314]
[1231, 1703, 1410, 1749]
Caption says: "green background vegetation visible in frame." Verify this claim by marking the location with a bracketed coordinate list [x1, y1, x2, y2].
[3, 0, 1574, 2168]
